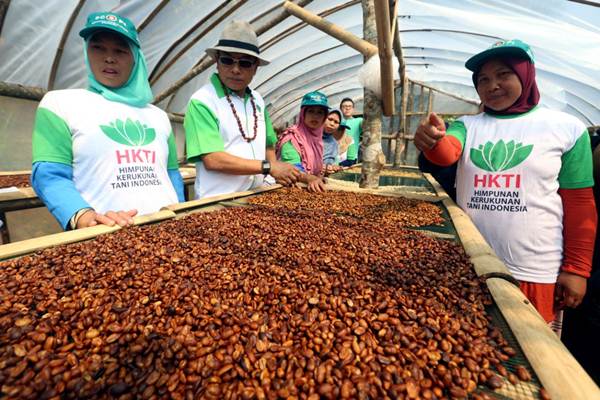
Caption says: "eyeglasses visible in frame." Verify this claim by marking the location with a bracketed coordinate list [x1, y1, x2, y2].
[218, 56, 256, 69]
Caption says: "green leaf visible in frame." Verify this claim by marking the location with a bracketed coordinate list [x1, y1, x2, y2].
[470, 148, 494, 172]
[504, 144, 533, 170]
[498, 140, 516, 171]
[481, 141, 495, 171]
[124, 118, 141, 145]
[115, 119, 132, 145]
[489, 139, 508, 171]
[142, 127, 156, 146]
[100, 122, 133, 146]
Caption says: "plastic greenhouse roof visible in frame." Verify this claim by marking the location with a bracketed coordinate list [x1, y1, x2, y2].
[0, 0, 599, 126]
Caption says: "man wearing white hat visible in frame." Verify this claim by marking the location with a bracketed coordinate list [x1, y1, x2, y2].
[184, 20, 300, 199]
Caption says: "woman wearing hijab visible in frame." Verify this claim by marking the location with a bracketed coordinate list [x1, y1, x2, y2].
[414, 39, 597, 325]
[276, 91, 329, 192]
[31, 12, 184, 230]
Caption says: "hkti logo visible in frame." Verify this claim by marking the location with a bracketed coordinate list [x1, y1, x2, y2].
[100, 118, 156, 147]
[470, 140, 533, 172]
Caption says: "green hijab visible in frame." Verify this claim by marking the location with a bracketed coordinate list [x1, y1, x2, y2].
[83, 33, 153, 108]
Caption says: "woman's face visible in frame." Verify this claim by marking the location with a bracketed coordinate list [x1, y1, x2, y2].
[304, 106, 327, 130]
[323, 112, 341, 134]
[87, 31, 134, 88]
[476, 59, 523, 111]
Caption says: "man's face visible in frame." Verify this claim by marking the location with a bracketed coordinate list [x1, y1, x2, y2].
[216, 51, 258, 95]
[340, 101, 354, 118]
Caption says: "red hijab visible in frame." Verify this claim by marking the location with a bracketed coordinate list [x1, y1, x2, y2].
[276, 106, 324, 175]
[473, 57, 540, 115]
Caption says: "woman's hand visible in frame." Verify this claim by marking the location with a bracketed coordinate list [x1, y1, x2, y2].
[322, 164, 340, 176]
[76, 209, 138, 229]
[306, 175, 326, 192]
[414, 112, 446, 152]
[555, 271, 587, 308]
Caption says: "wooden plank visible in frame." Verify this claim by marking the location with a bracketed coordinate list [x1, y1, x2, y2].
[0, 210, 176, 260]
[0, 170, 31, 176]
[0, 187, 38, 203]
[487, 278, 600, 400]
[166, 185, 282, 213]
[326, 180, 441, 202]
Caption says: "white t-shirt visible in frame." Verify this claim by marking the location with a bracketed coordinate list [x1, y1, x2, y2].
[450, 107, 593, 283]
[33, 89, 179, 215]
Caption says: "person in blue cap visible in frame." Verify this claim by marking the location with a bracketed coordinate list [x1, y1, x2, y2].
[414, 39, 596, 327]
[31, 12, 184, 230]
[276, 91, 329, 192]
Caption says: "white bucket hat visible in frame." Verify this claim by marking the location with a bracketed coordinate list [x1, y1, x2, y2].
[206, 20, 270, 66]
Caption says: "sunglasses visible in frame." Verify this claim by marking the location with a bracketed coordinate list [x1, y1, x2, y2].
[218, 56, 256, 69]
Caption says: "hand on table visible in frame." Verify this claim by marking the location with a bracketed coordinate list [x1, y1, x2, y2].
[76, 209, 138, 229]
[306, 175, 326, 193]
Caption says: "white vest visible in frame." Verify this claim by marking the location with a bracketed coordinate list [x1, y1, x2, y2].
[189, 83, 268, 199]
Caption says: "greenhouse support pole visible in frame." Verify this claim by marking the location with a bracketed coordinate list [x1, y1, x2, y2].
[408, 78, 480, 105]
[282, 1, 378, 57]
[391, 12, 407, 166]
[152, 0, 313, 105]
[48, 0, 86, 90]
[373, 0, 394, 116]
[0, 81, 45, 101]
[0, 0, 10, 36]
[400, 80, 414, 163]
[359, 0, 385, 189]
[393, 77, 409, 166]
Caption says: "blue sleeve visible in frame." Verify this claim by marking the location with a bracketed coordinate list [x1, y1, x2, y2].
[31, 162, 90, 230]
[323, 156, 336, 165]
[168, 168, 185, 202]
[294, 163, 305, 172]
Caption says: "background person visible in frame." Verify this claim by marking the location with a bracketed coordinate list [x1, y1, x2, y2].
[184, 20, 299, 200]
[322, 108, 350, 175]
[339, 97, 363, 166]
[32, 12, 183, 230]
[276, 91, 329, 192]
[414, 39, 597, 325]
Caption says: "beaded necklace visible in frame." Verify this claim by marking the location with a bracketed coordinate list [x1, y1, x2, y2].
[221, 79, 258, 142]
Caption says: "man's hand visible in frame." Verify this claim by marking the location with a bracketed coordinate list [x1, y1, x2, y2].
[555, 271, 587, 308]
[414, 112, 446, 152]
[269, 161, 301, 186]
[306, 175, 326, 192]
[76, 209, 138, 229]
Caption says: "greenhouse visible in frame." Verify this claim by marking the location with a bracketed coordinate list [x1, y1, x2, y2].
[0, 1, 599, 399]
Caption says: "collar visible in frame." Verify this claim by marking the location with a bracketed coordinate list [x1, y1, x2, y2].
[485, 105, 540, 119]
[210, 73, 252, 100]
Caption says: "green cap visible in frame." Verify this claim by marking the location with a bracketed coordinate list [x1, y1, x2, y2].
[79, 12, 140, 47]
[465, 39, 534, 72]
[301, 91, 329, 109]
